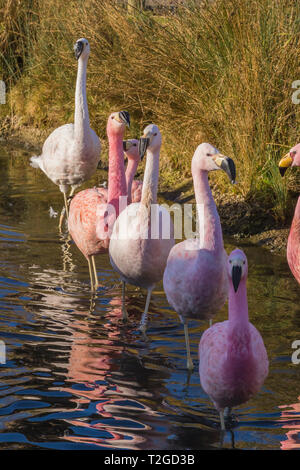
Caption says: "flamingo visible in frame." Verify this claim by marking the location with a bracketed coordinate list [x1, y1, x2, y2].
[163, 143, 236, 370]
[123, 139, 143, 204]
[30, 38, 101, 230]
[198, 248, 269, 430]
[68, 111, 130, 291]
[279, 143, 300, 284]
[109, 124, 175, 329]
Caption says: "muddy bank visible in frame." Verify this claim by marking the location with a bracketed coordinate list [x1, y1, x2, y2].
[1, 129, 291, 256]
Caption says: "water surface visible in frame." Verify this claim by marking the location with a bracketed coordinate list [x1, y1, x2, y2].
[0, 143, 300, 450]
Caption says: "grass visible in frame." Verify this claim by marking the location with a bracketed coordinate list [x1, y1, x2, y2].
[1, 0, 300, 223]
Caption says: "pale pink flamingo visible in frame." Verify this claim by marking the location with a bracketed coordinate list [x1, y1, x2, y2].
[279, 143, 300, 285]
[163, 143, 236, 370]
[199, 248, 269, 430]
[68, 111, 130, 291]
[123, 139, 143, 204]
[109, 124, 175, 329]
[30, 38, 101, 230]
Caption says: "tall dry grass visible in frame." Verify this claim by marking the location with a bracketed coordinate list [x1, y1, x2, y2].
[1, 0, 300, 222]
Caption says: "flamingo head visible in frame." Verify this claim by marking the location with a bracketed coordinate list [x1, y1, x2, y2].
[279, 143, 300, 176]
[227, 248, 248, 293]
[123, 139, 141, 162]
[107, 111, 130, 136]
[192, 143, 236, 184]
[138, 124, 162, 159]
[74, 38, 90, 60]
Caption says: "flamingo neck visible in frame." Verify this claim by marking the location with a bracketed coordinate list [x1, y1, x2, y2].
[125, 158, 139, 205]
[192, 166, 223, 252]
[74, 57, 90, 146]
[107, 133, 127, 217]
[291, 196, 300, 232]
[228, 279, 249, 330]
[141, 148, 159, 208]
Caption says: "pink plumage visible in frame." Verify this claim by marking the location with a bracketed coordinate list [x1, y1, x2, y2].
[163, 143, 236, 370]
[198, 248, 269, 430]
[279, 143, 300, 285]
[68, 111, 131, 290]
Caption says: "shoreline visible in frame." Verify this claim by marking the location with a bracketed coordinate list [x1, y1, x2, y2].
[1, 126, 290, 257]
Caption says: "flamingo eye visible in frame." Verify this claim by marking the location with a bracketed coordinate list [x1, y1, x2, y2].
[243, 261, 245, 265]
[153, 133, 157, 136]
[133, 143, 137, 146]
[206, 153, 212, 156]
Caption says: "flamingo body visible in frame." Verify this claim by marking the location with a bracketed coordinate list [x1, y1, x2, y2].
[30, 39, 100, 199]
[199, 249, 268, 427]
[163, 143, 236, 369]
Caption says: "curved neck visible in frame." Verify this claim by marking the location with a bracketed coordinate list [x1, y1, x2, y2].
[141, 149, 159, 208]
[192, 166, 223, 252]
[74, 58, 90, 144]
[107, 133, 127, 216]
[126, 159, 139, 205]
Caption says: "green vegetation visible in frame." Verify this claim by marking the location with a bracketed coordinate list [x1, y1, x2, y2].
[1, 0, 300, 223]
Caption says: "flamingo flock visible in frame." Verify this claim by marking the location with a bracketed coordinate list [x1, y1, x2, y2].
[29, 38, 279, 434]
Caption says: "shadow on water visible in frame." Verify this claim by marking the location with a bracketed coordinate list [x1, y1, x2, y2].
[0, 144, 300, 449]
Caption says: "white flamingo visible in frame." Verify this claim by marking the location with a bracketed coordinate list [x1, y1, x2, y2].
[109, 124, 175, 331]
[30, 38, 101, 229]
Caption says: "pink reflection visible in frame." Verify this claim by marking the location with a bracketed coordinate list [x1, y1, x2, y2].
[279, 398, 300, 450]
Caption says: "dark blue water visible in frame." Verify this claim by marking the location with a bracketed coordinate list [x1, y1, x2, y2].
[0, 144, 300, 450]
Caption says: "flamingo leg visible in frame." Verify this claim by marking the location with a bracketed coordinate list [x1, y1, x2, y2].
[183, 322, 194, 370]
[209, 318, 213, 327]
[87, 257, 94, 291]
[122, 281, 128, 322]
[91, 256, 98, 290]
[139, 287, 153, 334]
[219, 410, 225, 431]
[59, 188, 75, 232]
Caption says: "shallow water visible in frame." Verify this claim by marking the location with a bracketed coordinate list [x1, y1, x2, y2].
[0, 143, 300, 450]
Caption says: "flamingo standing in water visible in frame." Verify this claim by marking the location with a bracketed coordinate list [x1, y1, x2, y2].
[279, 143, 300, 284]
[30, 38, 101, 230]
[68, 111, 131, 291]
[109, 124, 175, 329]
[199, 249, 269, 430]
[163, 143, 236, 370]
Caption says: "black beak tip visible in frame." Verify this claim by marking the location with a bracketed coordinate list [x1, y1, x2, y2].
[221, 157, 236, 184]
[279, 166, 287, 177]
[120, 111, 130, 128]
[74, 41, 83, 60]
[232, 265, 242, 293]
[138, 137, 150, 160]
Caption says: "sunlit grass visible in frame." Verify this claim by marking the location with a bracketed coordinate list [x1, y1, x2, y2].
[1, 0, 300, 222]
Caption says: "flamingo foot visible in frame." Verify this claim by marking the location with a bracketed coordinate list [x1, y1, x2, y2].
[186, 357, 194, 371]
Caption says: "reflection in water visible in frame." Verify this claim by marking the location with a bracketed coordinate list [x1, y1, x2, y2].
[0, 144, 300, 449]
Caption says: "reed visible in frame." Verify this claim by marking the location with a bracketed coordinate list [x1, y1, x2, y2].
[1, 0, 299, 222]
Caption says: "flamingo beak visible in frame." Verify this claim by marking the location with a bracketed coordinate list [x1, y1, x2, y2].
[74, 41, 84, 60]
[138, 136, 150, 159]
[232, 265, 242, 293]
[117, 111, 130, 128]
[214, 155, 236, 184]
[278, 153, 292, 177]
[123, 140, 133, 152]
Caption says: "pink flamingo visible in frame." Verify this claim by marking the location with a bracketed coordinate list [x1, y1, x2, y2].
[199, 248, 269, 430]
[68, 111, 130, 291]
[163, 143, 236, 370]
[109, 124, 175, 329]
[30, 39, 101, 230]
[279, 143, 300, 284]
[123, 139, 143, 204]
